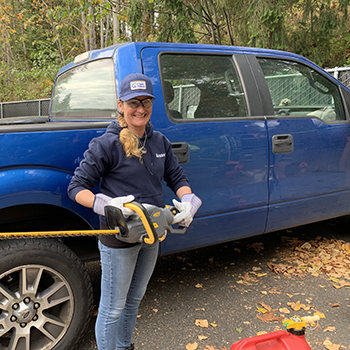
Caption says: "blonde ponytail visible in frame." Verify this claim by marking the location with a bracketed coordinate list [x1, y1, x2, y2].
[118, 114, 144, 159]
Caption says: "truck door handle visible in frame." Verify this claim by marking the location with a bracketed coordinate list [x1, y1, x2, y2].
[172, 142, 189, 163]
[272, 134, 293, 154]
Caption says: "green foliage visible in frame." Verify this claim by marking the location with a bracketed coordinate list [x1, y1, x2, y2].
[126, 0, 145, 35]
[243, 0, 292, 50]
[30, 40, 61, 66]
[1, 0, 350, 102]
[154, 0, 197, 43]
[329, 31, 350, 67]
[288, 0, 349, 67]
[0, 61, 63, 101]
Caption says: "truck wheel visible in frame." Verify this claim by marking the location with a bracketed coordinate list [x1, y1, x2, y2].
[0, 238, 94, 350]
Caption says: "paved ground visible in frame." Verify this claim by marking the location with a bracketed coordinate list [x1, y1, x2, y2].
[76, 216, 350, 350]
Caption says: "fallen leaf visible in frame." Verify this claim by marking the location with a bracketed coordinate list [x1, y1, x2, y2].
[195, 319, 209, 328]
[249, 242, 264, 253]
[323, 338, 340, 350]
[333, 280, 350, 289]
[195, 283, 203, 288]
[92, 306, 98, 316]
[268, 288, 282, 294]
[287, 301, 301, 311]
[323, 326, 336, 332]
[258, 302, 272, 312]
[186, 342, 198, 350]
[342, 243, 350, 254]
[267, 263, 289, 274]
[236, 328, 242, 333]
[331, 303, 339, 308]
[257, 307, 268, 314]
[314, 311, 326, 319]
[198, 335, 208, 341]
[237, 272, 259, 285]
[256, 331, 268, 335]
[279, 307, 290, 314]
[255, 272, 268, 278]
[256, 311, 283, 323]
[210, 322, 218, 327]
[243, 321, 250, 325]
[301, 242, 312, 250]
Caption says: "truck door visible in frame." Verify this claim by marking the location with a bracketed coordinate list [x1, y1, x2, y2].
[255, 57, 350, 231]
[141, 48, 270, 254]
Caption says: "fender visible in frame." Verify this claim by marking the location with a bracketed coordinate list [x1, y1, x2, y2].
[0, 165, 97, 227]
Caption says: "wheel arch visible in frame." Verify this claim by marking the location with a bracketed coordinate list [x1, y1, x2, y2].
[0, 203, 100, 262]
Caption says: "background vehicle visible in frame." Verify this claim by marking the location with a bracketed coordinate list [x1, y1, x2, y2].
[1, 42, 350, 349]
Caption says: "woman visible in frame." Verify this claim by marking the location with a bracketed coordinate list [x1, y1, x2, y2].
[68, 72, 201, 350]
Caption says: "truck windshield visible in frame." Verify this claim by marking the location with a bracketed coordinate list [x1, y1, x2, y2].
[50, 59, 117, 119]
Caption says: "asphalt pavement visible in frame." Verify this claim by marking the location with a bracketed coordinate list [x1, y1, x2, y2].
[76, 216, 350, 350]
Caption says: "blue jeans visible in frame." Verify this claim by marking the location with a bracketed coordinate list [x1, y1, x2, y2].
[95, 240, 159, 350]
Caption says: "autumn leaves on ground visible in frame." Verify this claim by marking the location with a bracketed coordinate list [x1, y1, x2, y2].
[184, 234, 350, 350]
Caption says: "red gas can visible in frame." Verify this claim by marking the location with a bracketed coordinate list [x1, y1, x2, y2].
[230, 330, 312, 350]
[230, 315, 319, 350]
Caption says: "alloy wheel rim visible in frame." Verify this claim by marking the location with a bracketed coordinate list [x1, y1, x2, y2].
[0, 265, 74, 350]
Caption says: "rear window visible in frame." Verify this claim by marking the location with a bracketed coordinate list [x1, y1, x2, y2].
[258, 58, 346, 122]
[50, 59, 117, 119]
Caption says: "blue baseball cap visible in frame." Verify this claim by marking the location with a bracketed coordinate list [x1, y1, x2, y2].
[119, 73, 156, 101]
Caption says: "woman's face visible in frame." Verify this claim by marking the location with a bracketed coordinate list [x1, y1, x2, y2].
[118, 96, 153, 137]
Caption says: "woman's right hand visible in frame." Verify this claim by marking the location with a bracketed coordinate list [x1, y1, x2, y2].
[107, 195, 135, 217]
[93, 194, 135, 217]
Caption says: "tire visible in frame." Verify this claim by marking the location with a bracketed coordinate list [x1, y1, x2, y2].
[0, 238, 94, 350]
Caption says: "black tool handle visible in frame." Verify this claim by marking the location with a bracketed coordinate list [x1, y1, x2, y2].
[104, 205, 129, 237]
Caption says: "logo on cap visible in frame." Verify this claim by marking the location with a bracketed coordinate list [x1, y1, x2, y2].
[130, 80, 147, 91]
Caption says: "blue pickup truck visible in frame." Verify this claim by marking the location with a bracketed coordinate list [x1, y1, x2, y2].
[1, 42, 350, 350]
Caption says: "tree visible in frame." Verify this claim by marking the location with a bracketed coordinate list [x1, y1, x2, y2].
[1, 0, 350, 101]
[289, 0, 350, 67]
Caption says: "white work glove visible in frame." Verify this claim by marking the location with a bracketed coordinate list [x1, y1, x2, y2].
[93, 193, 111, 216]
[107, 195, 135, 218]
[172, 193, 202, 227]
[93, 193, 135, 217]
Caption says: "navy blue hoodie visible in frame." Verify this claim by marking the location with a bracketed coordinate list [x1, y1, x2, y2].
[68, 120, 189, 247]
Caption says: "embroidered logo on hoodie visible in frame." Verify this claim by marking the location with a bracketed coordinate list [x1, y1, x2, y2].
[156, 153, 166, 158]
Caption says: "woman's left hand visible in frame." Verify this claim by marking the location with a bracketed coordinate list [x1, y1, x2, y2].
[172, 193, 202, 227]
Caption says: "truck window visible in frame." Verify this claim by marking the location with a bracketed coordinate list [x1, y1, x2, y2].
[257, 58, 346, 122]
[160, 54, 248, 120]
[50, 59, 117, 119]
